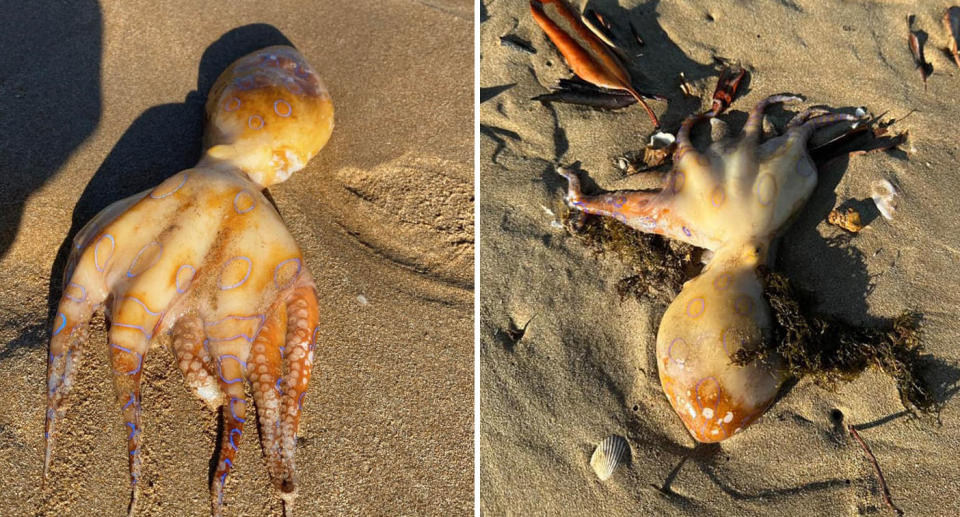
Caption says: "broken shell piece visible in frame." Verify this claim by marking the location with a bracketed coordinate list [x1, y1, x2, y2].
[637, 131, 677, 169]
[648, 131, 676, 148]
[590, 435, 628, 481]
[828, 207, 864, 232]
[871, 180, 899, 220]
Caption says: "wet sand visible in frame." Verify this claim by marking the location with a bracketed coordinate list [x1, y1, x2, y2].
[0, 0, 473, 515]
[480, 0, 960, 515]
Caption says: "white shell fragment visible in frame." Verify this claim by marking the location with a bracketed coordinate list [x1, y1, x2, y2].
[870, 179, 900, 220]
[590, 435, 629, 481]
[648, 131, 676, 149]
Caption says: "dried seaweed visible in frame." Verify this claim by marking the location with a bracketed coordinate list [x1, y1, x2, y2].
[734, 268, 934, 413]
[557, 199, 700, 306]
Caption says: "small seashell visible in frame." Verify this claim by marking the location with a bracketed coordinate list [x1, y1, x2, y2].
[828, 207, 864, 232]
[648, 131, 676, 148]
[871, 180, 899, 220]
[590, 435, 629, 481]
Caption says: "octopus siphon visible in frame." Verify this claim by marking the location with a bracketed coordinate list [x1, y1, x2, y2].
[559, 96, 857, 442]
[44, 46, 334, 515]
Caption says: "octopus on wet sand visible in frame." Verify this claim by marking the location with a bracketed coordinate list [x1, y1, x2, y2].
[44, 46, 334, 515]
[560, 96, 857, 442]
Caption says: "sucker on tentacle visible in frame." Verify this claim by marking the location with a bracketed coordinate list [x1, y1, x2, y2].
[44, 45, 333, 516]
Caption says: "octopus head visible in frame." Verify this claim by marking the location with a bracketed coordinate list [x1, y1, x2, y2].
[202, 45, 335, 187]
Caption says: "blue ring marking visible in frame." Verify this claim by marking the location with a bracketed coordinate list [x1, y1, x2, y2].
[298, 391, 305, 409]
[126, 241, 162, 278]
[218, 256, 252, 290]
[126, 422, 137, 440]
[64, 282, 87, 303]
[248, 115, 264, 130]
[695, 376, 720, 412]
[673, 171, 686, 192]
[639, 216, 657, 230]
[111, 344, 143, 376]
[112, 322, 152, 339]
[176, 264, 196, 294]
[53, 313, 66, 336]
[217, 355, 247, 384]
[274, 99, 292, 117]
[94, 234, 116, 272]
[682, 226, 692, 237]
[228, 429, 241, 451]
[233, 191, 256, 214]
[612, 196, 626, 208]
[130, 448, 138, 456]
[203, 338, 210, 355]
[223, 97, 241, 112]
[123, 394, 136, 410]
[120, 296, 161, 316]
[755, 175, 776, 206]
[44, 431, 49, 439]
[667, 337, 687, 366]
[150, 172, 188, 199]
[279, 346, 285, 359]
[275, 378, 283, 395]
[229, 398, 246, 423]
[273, 258, 302, 290]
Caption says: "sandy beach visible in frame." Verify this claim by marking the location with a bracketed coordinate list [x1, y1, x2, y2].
[0, 1, 473, 515]
[480, 0, 960, 515]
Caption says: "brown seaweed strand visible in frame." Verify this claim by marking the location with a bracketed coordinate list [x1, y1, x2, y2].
[848, 425, 904, 516]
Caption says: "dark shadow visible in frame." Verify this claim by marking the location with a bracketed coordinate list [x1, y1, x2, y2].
[580, 0, 731, 129]
[480, 84, 516, 104]
[0, 1, 102, 260]
[44, 24, 293, 327]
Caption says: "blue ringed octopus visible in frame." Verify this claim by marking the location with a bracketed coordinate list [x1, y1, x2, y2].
[559, 95, 858, 442]
[44, 45, 334, 516]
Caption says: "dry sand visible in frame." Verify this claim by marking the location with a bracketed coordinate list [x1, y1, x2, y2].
[480, 0, 960, 515]
[0, 0, 473, 515]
